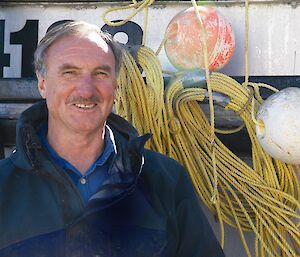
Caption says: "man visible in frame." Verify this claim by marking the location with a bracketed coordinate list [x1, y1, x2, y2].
[0, 21, 225, 257]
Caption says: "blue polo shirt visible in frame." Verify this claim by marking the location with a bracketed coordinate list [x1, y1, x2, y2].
[38, 123, 116, 204]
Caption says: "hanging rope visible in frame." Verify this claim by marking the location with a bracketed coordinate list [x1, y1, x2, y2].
[191, 0, 219, 205]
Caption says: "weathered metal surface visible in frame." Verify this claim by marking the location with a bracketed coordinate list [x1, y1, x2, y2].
[0, 78, 40, 101]
[0, 103, 32, 118]
[0, 0, 297, 3]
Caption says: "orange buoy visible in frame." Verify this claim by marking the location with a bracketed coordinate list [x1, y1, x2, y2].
[164, 6, 235, 71]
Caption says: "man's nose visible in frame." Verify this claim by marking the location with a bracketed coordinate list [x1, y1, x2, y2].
[76, 75, 96, 98]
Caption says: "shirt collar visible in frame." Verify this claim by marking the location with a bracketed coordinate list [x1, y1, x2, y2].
[38, 122, 116, 176]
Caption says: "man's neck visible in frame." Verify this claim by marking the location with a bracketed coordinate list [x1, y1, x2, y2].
[47, 125, 105, 174]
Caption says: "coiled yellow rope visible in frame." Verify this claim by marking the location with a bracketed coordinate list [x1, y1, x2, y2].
[115, 46, 300, 257]
[108, 1, 300, 256]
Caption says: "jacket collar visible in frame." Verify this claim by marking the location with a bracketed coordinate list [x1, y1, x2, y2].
[11, 101, 48, 171]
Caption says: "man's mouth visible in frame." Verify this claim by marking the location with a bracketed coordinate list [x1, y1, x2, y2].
[74, 103, 97, 109]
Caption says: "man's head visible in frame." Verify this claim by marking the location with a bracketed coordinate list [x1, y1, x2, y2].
[34, 21, 123, 137]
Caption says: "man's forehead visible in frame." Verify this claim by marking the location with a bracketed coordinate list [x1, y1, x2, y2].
[44, 33, 116, 73]
[49, 33, 111, 54]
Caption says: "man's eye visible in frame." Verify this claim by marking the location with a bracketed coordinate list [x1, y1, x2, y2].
[62, 70, 77, 77]
[94, 71, 109, 78]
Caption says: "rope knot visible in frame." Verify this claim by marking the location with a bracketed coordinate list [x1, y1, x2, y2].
[237, 86, 254, 115]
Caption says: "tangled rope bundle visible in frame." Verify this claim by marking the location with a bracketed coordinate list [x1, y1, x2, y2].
[115, 46, 300, 257]
[107, 0, 300, 256]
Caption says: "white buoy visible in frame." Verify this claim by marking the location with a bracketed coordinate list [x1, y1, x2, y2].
[256, 87, 300, 164]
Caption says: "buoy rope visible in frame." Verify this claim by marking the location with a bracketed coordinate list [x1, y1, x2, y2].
[191, 0, 219, 205]
[142, 5, 149, 45]
[244, 0, 249, 87]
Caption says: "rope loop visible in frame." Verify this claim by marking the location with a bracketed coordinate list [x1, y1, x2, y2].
[102, 0, 155, 27]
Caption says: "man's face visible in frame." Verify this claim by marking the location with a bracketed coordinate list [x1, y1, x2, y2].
[37, 33, 117, 135]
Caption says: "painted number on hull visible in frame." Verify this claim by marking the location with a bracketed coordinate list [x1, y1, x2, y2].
[0, 20, 143, 78]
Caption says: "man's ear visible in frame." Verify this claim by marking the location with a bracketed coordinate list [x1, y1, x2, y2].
[37, 74, 46, 99]
[113, 80, 118, 98]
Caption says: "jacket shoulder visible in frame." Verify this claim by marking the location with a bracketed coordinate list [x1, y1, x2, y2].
[142, 149, 187, 188]
[0, 156, 20, 187]
[0, 157, 17, 175]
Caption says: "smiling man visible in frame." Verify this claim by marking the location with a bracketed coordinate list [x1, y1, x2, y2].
[0, 21, 225, 257]
[37, 28, 118, 174]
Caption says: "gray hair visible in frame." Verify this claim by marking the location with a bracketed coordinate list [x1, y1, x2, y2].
[34, 20, 123, 77]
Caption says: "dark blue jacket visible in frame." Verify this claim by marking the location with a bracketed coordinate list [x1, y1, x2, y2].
[0, 101, 225, 257]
